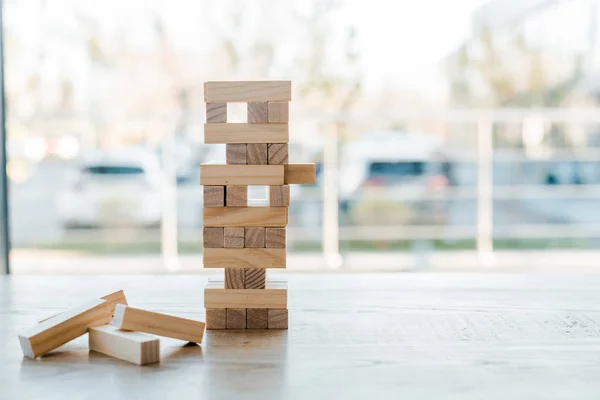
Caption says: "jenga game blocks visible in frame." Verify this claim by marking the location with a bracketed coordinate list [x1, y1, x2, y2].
[202, 81, 316, 330]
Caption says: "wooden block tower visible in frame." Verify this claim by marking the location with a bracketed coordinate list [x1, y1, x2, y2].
[201, 81, 316, 330]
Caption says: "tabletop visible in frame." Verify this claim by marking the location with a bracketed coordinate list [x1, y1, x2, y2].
[1, 273, 600, 400]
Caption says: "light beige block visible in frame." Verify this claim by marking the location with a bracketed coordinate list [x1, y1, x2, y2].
[248, 102, 269, 123]
[244, 268, 266, 289]
[268, 143, 288, 165]
[204, 123, 288, 144]
[203, 227, 224, 248]
[226, 185, 247, 207]
[226, 144, 247, 165]
[200, 165, 283, 186]
[203, 248, 286, 269]
[268, 185, 290, 207]
[226, 308, 247, 329]
[268, 101, 289, 123]
[247, 309, 268, 329]
[225, 268, 245, 289]
[38, 290, 128, 324]
[204, 186, 226, 207]
[224, 227, 244, 248]
[204, 207, 288, 227]
[206, 102, 227, 123]
[206, 309, 227, 330]
[204, 81, 291, 102]
[244, 227, 265, 248]
[265, 228, 286, 248]
[247, 143, 268, 165]
[284, 164, 316, 184]
[268, 309, 288, 329]
[89, 325, 159, 366]
[205, 281, 288, 309]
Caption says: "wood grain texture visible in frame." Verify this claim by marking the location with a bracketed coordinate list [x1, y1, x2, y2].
[248, 102, 269, 123]
[200, 164, 284, 186]
[268, 185, 290, 207]
[89, 325, 159, 366]
[112, 305, 205, 344]
[224, 227, 244, 248]
[37, 290, 127, 323]
[203, 227, 224, 249]
[226, 185, 247, 207]
[205, 281, 288, 309]
[244, 227, 265, 248]
[226, 309, 247, 329]
[265, 227, 286, 248]
[205, 308, 226, 330]
[226, 144, 247, 165]
[268, 144, 288, 165]
[247, 143, 268, 165]
[244, 268, 266, 289]
[204, 123, 288, 144]
[268, 309, 288, 329]
[267, 101, 289, 123]
[204, 207, 288, 227]
[224, 268, 245, 289]
[284, 164, 316, 184]
[203, 248, 286, 269]
[206, 102, 227, 123]
[203, 186, 225, 207]
[247, 309, 268, 329]
[204, 81, 291, 102]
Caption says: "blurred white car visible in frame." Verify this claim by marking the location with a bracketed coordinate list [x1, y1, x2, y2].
[57, 151, 162, 228]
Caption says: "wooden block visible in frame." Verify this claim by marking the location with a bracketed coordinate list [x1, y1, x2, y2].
[226, 309, 247, 329]
[206, 102, 227, 123]
[284, 164, 316, 184]
[268, 101, 289, 123]
[268, 309, 288, 329]
[265, 227, 286, 248]
[203, 248, 286, 269]
[224, 227, 244, 248]
[226, 185, 247, 206]
[244, 227, 265, 248]
[226, 144, 246, 165]
[247, 143, 268, 165]
[248, 102, 268, 123]
[19, 299, 111, 358]
[203, 227, 224, 248]
[204, 81, 291, 102]
[205, 281, 288, 309]
[200, 164, 283, 186]
[247, 309, 268, 329]
[206, 309, 226, 330]
[112, 305, 205, 344]
[38, 289, 128, 323]
[204, 123, 288, 144]
[244, 268, 266, 289]
[89, 325, 159, 366]
[268, 143, 288, 165]
[204, 207, 288, 227]
[225, 268, 245, 289]
[268, 185, 290, 207]
[204, 185, 225, 207]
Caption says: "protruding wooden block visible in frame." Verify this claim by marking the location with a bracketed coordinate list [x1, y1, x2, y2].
[284, 164, 316, 184]
[225, 268, 245, 289]
[204, 207, 288, 227]
[247, 143, 268, 165]
[204, 123, 288, 144]
[248, 102, 269, 123]
[244, 227, 265, 248]
[38, 290, 128, 323]
[204, 81, 291, 102]
[89, 325, 160, 366]
[247, 309, 268, 329]
[19, 299, 111, 358]
[200, 165, 283, 186]
[204, 186, 225, 207]
[203, 227, 224, 248]
[244, 268, 266, 289]
[268, 101, 289, 123]
[112, 305, 205, 344]
[268, 144, 288, 165]
[226, 144, 246, 165]
[203, 248, 286, 269]
[205, 281, 288, 309]
[269, 185, 290, 207]
[268, 309, 288, 329]
[226, 308, 246, 329]
[206, 102, 227, 123]
[224, 227, 245, 248]
[206, 309, 226, 330]
[266, 227, 286, 248]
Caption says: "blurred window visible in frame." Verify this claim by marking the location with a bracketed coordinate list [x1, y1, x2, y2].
[83, 166, 145, 176]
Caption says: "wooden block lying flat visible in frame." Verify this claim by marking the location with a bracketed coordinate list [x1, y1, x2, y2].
[19, 299, 111, 359]
[265, 227, 286, 248]
[89, 325, 159, 366]
[226, 309, 247, 329]
[268, 143, 288, 165]
[206, 309, 226, 330]
[225, 268, 245, 289]
[268, 309, 288, 329]
[205, 81, 291, 102]
[38, 289, 128, 323]
[268, 101, 289, 123]
[244, 268, 266, 289]
[248, 102, 268, 123]
[226, 185, 247, 206]
[205, 281, 288, 309]
[226, 144, 246, 165]
[112, 305, 205, 344]
[200, 165, 283, 186]
[203, 227, 224, 248]
[204, 186, 225, 207]
[204, 207, 288, 227]
[203, 248, 286, 269]
[206, 102, 227, 123]
[284, 164, 316, 184]
[224, 227, 244, 248]
[269, 185, 290, 207]
[247, 143, 267, 165]
[244, 227, 265, 248]
[247, 309, 268, 329]
[204, 123, 288, 144]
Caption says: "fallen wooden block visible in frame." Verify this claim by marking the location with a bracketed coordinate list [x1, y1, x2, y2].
[200, 164, 284, 186]
[112, 305, 205, 344]
[38, 289, 128, 324]
[204, 81, 291, 102]
[268, 309, 288, 329]
[204, 123, 288, 144]
[89, 325, 159, 366]
[203, 248, 286, 269]
[226, 308, 247, 329]
[284, 164, 316, 184]
[268, 101, 289, 123]
[204, 281, 287, 309]
[206, 309, 227, 330]
[204, 206, 288, 227]
[20, 299, 112, 358]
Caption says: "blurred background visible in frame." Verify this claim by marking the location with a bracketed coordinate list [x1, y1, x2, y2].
[4, 0, 600, 273]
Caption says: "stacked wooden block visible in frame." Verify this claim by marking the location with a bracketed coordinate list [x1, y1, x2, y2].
[201, 81, 315, 330]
